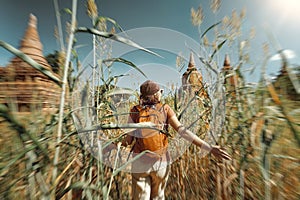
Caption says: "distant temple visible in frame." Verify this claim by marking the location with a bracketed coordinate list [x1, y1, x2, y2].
[180, 52, 211, 135]
[0, 14, 61, 113]
[273, 62, 300, 101]
[221, 54, 245, 99]
[181, 52, 209, 98]
[221, 55, 245, 128]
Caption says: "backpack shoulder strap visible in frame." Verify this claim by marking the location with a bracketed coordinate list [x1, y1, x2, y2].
[133, 105, 141, 112]
[156, 103, 166, 112]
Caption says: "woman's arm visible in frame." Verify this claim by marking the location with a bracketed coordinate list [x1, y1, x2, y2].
[169, 115, 231, 160]
[102, 134, 133, 155]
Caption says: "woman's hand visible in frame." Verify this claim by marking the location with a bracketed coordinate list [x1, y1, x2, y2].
[210, 145, 231, 160]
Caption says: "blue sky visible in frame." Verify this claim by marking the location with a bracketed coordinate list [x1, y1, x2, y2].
[0, 0, 299, 86]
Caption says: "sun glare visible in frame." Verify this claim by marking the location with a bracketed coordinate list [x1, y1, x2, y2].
[271, 0, 300, 22]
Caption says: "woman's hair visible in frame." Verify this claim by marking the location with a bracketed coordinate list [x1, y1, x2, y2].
[140, 92, 160, 105]
[139, 80, 161, 105]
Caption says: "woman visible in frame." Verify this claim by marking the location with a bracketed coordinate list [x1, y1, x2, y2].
[120, 80, 231, 200]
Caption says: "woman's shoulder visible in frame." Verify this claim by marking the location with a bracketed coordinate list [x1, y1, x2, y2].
[160, 103, 175, 117]
[160, 103, 172, 110]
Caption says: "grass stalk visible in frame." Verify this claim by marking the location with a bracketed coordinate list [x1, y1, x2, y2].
[265, 78, 300, 146]
[76, 27, 161, 58]
[52, 150, 79, 190]
[105, 142, 121, 200]
[91, 0, 97, 108]
[53, 0, 65, 52]
[0, 40, 61, 85]
[239, 169, 245, 200]
[0, 104, 49, 160]
[52, 0, 77, 196]
[97, 140, 104, 200]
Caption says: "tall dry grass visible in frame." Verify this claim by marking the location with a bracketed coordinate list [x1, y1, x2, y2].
[0, 0, 299, 199]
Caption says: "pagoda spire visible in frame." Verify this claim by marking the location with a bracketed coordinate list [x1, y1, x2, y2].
[181, 52, 203, 88]
[17, 14, 52, 71]
[223, 54, 231, 69]
[188, 52, 196, 70]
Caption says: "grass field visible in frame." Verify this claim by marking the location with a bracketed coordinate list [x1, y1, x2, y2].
[0, 1, 299, 199]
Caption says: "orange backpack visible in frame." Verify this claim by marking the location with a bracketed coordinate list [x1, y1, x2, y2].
[132, 103, 168, 157]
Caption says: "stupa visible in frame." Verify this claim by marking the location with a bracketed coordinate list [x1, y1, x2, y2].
[0, 14, 61, 112]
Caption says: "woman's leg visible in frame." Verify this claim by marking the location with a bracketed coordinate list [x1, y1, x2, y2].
[132, 172, 151, 200]
[149, 166, 170, 200]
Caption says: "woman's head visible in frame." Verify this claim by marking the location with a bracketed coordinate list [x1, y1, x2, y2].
[139, 80, 163, 105]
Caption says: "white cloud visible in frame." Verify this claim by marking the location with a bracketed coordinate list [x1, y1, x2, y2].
[270, 49, 296, 61]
